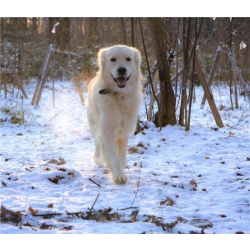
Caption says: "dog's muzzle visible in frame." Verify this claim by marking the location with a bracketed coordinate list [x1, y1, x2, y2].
[112, 75, 131, 88]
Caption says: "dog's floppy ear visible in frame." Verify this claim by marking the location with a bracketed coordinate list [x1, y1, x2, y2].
[133, 48, 141, 70]
[98, 48, 107, 72]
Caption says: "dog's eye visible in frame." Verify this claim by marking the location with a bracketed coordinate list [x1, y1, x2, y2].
[126, 57, 131, 62]
[110, 58, 116, 62]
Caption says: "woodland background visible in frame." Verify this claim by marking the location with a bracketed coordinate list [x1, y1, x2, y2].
[1, 18, 250, 80]
[1, 17, 250, 128]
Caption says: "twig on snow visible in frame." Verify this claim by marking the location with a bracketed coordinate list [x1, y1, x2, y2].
[90, 193, 100, 211]
[130, 169, 141, 208]
[89, 178, 101, 188]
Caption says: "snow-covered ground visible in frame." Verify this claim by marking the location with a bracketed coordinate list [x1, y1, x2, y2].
[0, 81, 249, 235]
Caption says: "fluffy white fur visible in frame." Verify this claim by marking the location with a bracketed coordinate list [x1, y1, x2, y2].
[86, 45, 143, 184]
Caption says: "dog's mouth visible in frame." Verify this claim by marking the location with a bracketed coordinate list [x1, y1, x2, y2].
[112, 75, 131, 88]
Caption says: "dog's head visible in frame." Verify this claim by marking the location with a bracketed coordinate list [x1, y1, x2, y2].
[97, 45, 141, 90]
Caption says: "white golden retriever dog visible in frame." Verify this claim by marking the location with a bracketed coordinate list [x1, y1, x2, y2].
[86, 45, 143, 185]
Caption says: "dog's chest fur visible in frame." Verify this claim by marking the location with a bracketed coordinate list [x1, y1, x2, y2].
[109, 92, 139, 134]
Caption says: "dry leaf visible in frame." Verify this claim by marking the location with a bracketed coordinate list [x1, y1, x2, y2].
[28, 206, 38, 216]
[48, 176, 64, 184]
[49, 158, 66, 166]
[57, 167, 67, 172]
[160, 197, 175, 206]
[61, 226, 73, 231]
[58, 158, 66, 165]
[128, 147, 138, 154]
[40, 223, 53, 230]
[129, 210, 139, 222]
[190, 179, 198, 187]
[190, 179, 198, 191]
[190, 218, 213, 228]
[236, 172, 244, 176]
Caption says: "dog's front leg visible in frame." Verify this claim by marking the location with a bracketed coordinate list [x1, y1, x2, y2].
[117, 136, 128, 169]
[101, 132, 127, 185]
[93, 138, 104, 166]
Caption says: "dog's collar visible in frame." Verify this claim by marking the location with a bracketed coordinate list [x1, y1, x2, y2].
[99, 89, 117, 95]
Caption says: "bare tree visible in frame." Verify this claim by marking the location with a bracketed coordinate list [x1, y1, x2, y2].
[147, 18, 176, 128]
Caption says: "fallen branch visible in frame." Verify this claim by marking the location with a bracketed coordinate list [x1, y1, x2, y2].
[118, 207, 139, 211]
[66, 211, 84, 217]
[33, 213, 63, 217]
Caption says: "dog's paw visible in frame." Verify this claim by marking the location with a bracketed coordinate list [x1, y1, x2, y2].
[112, 171, 127, 185]
[93, 155, 104, 167]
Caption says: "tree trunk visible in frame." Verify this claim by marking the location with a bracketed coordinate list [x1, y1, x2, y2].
[179, 18, 191, 127]
[130, 18, 135, 47]
[148, 18, 176, 128]
[120, 18, 127, 44]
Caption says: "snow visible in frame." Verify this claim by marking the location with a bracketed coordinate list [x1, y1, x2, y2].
[0, 81, 250, 238]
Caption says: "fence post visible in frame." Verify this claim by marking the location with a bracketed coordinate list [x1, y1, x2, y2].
[200, 42, 223, 108]
[195, 53, 224, 128]
[227, 46, 250, 101]
[31, 44, 55, 106]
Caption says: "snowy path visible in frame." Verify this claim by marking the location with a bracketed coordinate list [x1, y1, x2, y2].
[0, 82, 250, 234]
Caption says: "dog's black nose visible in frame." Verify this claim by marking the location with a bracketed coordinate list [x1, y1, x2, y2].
[117, 67, 127, 75]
